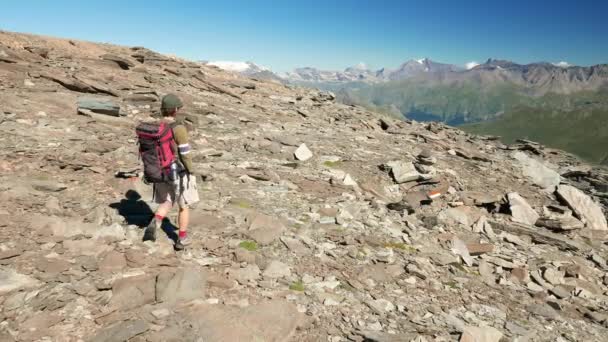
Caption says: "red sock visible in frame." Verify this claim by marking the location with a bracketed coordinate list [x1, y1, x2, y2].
[154, 214, 164, 221]
[179, 230, 187, 239]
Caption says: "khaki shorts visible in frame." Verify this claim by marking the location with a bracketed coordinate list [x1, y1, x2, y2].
[153, 174, 200, 208]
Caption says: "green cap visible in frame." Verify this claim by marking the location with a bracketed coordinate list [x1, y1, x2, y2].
[161, 94, 183, 111]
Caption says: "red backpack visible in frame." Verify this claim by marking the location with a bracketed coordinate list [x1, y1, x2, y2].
[136, 121, 177, 183]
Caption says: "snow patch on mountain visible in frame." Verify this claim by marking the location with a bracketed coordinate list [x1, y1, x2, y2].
[465, 61, 480, 70]
[207, 61, 269, 73]
[553, 61, 571, 68]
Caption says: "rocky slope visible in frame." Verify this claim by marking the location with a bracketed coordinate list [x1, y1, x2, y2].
[1, 30, 608, 342]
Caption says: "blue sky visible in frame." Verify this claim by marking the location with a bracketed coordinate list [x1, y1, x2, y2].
[1, 0, 606, 72]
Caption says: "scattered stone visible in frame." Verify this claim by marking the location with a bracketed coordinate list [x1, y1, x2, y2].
[246, 213, 286, 245]
[90, 319, 149, 342]
[294, 143, 313, 161]
[77, 97, 120, 116]
[460, 326, 503, 342]
[93, 223, 126, 241]
[452, 238, 473, 266]
[31, 180, 67, 192]
[387, 161, 420, 183]
[507, 192, 539, 226]
[513, 151, 560, 191]
[465, 243, 494, 256]
[262, 260, 291, 278]
[100, 54, 135, 70]
[229, 264, 261, 284]
[366, 299, 395, 314]
[527, 303, 560, 320]
[556, 185, 608, 231]
[156, 268, 207, 304]
[110, 275, 156, 310]
[439, 206, 478, 227]
[0, 269, 42, 295]
[151, 308, 171, 319]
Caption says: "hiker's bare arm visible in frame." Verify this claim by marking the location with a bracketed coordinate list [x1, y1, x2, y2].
[173, 125, 194, 173]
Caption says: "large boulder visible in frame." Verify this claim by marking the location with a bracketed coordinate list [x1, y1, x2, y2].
[109, 274, 156, 310]
[513, 152, 560, 191]
[245, 213, 286, 245]
[156, 268, 207, 304]
[507, 192, 539, 226]
[556, 185, 607, 230]
[0, 269, 42, 295]
[387, 161, 420, 184]
[171, 300, 302, 341]
[460, 326, 503, 342]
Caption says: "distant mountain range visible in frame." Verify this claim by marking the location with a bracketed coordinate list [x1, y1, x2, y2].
[204, 61, 284, 82]
[206, 58, 608, 95]
[207, 58, 608, 164]
[283, 58, 463, 83]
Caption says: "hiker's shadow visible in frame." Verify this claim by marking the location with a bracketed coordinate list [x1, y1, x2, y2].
[109, 190, 178, 241]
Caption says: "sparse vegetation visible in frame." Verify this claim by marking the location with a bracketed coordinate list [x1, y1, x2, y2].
[239, 240, 258, 251]
[289, 281, 305, 291]
[322, 160, 343, 168]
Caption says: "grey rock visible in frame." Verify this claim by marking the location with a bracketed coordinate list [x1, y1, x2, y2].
[556, 185, 608, 231]
[151, 308, 171, 319]
[452, 238, 473, 266]
[438, 206, 478, 227]
[90, 319, 149, 342]
[507, 192, 539, 226]
[93, 223, 126, 241]
[0, 269, 42, 295]
[156, 268, 207, 304]
[460, 326, 503, 342]
[100, 53, 135, 69]
[246, 213, 286, 245]
[387, 160, 420, 183]
[365, 298, 395, 314]
[110, 275, 156, 310]
[527, 303, 560, 320]
[229, 264, 261, 284]
[178, 300, 301, 341]
[536, 217, 584, 231]
[262, 260, 291, 278]
[77, 97, 120, 116]
[30, 180, 67, 192]
[513, 151, 560, 191]
[294, 143, 313, 161]
[276, 136, 300, 147]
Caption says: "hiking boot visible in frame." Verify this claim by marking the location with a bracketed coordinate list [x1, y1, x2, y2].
[174, 235, 191, 251]
[174, 238, 185, 251]
[142, 220, 157, 242]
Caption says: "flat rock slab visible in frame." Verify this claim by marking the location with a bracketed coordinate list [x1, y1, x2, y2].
[169, 300, 301, 342]
[294, 143, 313, 161]
[460, 326, 503, 342]
[507, 192, 539, 226]
[77, 97, 120, 116]
[513, 151, 560, 191]
[110, 274, 156, 310]
[438, 206, 481, 227]
[556, 185, 607, 231]
[90, 319, 149, 342]
[156, 267, 207, 304]
[0, 269, 42, 295]
[246, 213, 286, 245]
[388, 160, 420, 183]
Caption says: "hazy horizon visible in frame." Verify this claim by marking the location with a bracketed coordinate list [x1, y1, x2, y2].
[1, 0, 607, 72]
